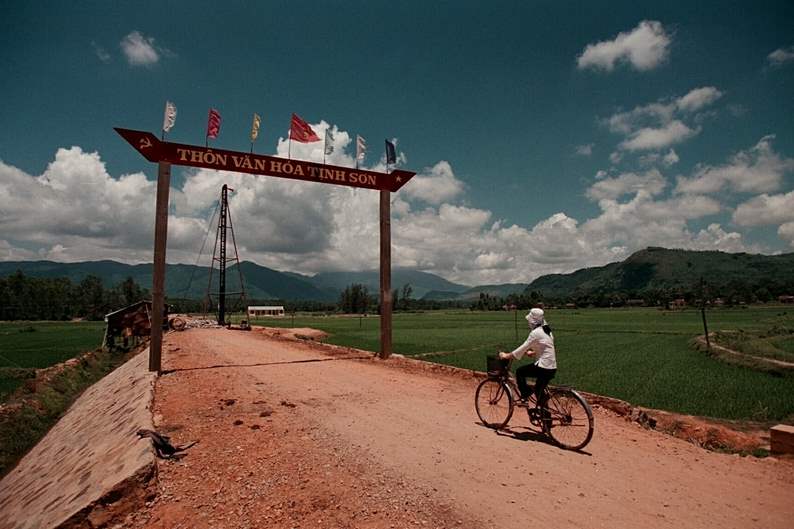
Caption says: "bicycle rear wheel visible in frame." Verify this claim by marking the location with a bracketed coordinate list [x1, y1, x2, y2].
[475, 378, 514, 429]
[545, 388, 594, 450]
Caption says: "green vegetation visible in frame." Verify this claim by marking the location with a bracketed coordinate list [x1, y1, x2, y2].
[0, 270, 149, 321]
[712, 327, 794, 363]
[0, 346, 131, 477]
[247, 306, 794, 422]
[0, 321, 105, 398]
[526, 247, 794, 307]
[0, 321, 125, 476]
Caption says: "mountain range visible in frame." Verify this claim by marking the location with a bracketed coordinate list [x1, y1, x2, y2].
[525, 247, 794, 300]
[2, 247, 793, 303]
[0, 260, 483, 302]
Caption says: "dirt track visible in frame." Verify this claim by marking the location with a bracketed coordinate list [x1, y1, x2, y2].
[125, 327, 794, 529]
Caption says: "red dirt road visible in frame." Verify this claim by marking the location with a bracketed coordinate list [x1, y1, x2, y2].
[127, 327, 794, 529]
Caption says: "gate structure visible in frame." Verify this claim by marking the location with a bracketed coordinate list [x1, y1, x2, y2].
[116, 128, 415, 372]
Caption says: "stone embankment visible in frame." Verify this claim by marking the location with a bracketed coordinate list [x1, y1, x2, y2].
[0, 351, 157, 529]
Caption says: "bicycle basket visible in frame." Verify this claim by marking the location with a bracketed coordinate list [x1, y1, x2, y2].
[486, 355, 509, 377]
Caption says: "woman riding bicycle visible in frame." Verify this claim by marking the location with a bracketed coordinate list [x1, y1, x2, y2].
[499, 308, 556, 410]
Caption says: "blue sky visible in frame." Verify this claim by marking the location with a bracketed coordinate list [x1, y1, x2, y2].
[1, 1, 793, 285]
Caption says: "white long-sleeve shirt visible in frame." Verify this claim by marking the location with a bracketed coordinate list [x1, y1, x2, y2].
[509, 326, 557, 369]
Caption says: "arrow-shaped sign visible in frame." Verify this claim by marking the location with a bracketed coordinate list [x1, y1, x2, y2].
[115, 128, 415, 192]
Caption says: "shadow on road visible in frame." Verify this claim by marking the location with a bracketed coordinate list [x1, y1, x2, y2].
[479, 423, 593, 456]
[161, 355, 372, 375]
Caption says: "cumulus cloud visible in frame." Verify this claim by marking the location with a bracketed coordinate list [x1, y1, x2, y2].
[120, 31, 160, 66]
[0, 119, 765, 285]
[778, 223, 794, 247]
[604, 87, 721, 153]
[733, 190, 794, 227]
[675, 135, 794, 195]
[586, 169, 666, 201]
[691, 224, 747, 253]
[619, 120, 697, 152]
[577, 20, 671, 72]
[767, 46, 794, 67]
[663, 149, 680, 166]
[399, 161, 465, 205]
[676, 87, 723, 113]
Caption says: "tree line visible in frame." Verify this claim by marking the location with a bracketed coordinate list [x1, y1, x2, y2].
[0, 271, 149, 321]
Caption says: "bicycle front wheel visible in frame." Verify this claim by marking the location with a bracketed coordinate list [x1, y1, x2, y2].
[545, 388, 594, 450]
[475, 378, 514, 429]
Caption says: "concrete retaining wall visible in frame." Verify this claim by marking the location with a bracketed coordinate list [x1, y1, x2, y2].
[0, 351, 156, 529]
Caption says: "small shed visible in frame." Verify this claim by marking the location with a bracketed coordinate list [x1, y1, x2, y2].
[247, 305, 285, 318]
[103, 300, 169, 349]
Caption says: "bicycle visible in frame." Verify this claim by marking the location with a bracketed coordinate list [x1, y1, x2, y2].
[474, 355, 594, 451]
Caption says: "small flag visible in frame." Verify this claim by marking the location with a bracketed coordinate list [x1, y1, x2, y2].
[356, 135, 367, 161]
[162, 101, 177, 133]
[206, 108, 222, 139]
[250, 113, 261, 142]
[385, 139, 396, 165]
[324, 128, 335, 156]
[289, 113, 320, 143]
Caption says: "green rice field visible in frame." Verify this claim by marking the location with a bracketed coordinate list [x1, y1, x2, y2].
[0, 321, 105, 397]
[248, 307, 794, 422]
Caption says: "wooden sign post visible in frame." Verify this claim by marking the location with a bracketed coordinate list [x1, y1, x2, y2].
[116, 128, 414, 371]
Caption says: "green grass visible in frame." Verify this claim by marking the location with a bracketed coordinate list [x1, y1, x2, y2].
[0, 347, 130, 477]
[246, 307, 794, 422]
[712, 327, 794, 363]
[0, 321, 105, 398]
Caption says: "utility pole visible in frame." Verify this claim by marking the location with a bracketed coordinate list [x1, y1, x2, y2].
[217, 185, 228, 326]
[379, 189, 392, 358]
[149, 161, 171, 373]
[700, 276, 710, 351]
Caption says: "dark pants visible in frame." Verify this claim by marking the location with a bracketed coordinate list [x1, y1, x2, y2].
[516, 363, 556, 407]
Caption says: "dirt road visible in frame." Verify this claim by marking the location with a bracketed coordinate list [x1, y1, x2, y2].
[127, 327, 793, 529]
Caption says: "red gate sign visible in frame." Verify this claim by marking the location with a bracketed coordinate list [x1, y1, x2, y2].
[115, 128, 415, 192]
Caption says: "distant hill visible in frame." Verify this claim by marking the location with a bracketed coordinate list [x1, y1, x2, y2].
[0, 260, 335, 302]
[525, 247, 794, 301]
[0, 261, 469, 302]
[8, 247, 787, 305]
[310, 269, 469, 299]
[423, 283, 529, 301]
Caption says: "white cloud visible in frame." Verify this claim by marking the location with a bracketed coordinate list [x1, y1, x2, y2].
[575, 144, 594, 156]
[0, 119, 767, 286]
[120, 31, 160, 66]
[676, 87, 723, 113]
[586, 169, 666, 201]
[619, 120, 697, 151]
[733, 190, 794, 227]
[577, 20, 671, 72]
[663, 149, 679, 166]
[767, 46, 794, 67]
[399, 161, 465, 204]
[603, 87, 722, 156]
[691, 224, 747, 253]
[778, 223, 794, 247]
[676, 135, 794, 195]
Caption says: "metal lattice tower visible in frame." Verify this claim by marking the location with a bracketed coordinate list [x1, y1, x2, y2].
[206, 184, 246, 325]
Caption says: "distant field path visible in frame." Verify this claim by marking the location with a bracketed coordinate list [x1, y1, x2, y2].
[131, 327, 793, 529]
